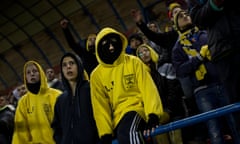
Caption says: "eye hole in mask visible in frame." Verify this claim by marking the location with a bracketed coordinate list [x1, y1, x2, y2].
[100, 37, 118, 48]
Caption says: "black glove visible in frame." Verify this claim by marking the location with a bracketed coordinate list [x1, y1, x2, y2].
[143, 114, 159, 143]
[100, 134, 112, 144]
[147, 114, 159, 130]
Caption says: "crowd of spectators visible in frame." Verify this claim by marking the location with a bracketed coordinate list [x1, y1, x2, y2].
[1, 0, 239, 144]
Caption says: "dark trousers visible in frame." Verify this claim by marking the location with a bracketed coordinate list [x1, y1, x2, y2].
[114, 111, 147, 144]
[214, 52, 240, 143]
[214, 53, 240, 103]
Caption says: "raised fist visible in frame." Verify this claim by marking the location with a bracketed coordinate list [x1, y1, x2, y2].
[60, 19, 69, 29]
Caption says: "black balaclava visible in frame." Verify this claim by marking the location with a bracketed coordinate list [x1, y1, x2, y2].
[98, 33, 122, 64]
[27, 81, 40, 94]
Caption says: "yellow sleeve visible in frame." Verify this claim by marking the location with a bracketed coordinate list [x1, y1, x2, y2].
[90, 72, 113, 138]
[12, 98, 31, 144]
[136, 60, 164, 121]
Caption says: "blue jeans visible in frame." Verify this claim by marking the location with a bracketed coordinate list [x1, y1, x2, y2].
[194, 84, 240, 144]
[178, 76, 193, 98]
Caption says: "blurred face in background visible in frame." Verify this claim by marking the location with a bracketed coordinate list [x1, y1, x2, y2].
[26, 63, 40, 84]
[130, 38, 142, 49]
[0, 95, 8, 108]
[87, 34, 96, 46]
[46, 68, 55, 82]
[17, 84, 27, 97]
[87, 34, 96, 52]
[147, 23, 159, 33]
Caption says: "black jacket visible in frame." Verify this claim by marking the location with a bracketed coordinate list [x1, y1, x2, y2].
[190, 0, 240, 61]
[51, 53, 99, 144]
[0, 106, 15, 144]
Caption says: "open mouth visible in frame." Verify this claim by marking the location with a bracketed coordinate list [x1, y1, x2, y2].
[67, 71, 73, 76]
[30, 78, 37, 83]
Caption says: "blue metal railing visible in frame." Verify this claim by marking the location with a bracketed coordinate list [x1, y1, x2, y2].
[112, 102, 240, 144]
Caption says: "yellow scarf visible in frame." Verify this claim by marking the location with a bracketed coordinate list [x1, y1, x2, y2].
[179, 27, 207, 81]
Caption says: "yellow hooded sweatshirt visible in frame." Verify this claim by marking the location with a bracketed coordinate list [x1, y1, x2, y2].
[90, 27, 164, 137]
[12, 61, 62, 144]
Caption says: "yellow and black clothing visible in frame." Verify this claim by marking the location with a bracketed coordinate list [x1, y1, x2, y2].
[172, 27, 220, 89]
[136, 44, 185, 122]
[90, 27, 164, 143]
[12, 61, 61, 144]
[136, 44, 185, 144]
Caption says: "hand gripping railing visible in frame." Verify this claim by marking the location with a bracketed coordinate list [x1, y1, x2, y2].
[112, 102, 240, 144]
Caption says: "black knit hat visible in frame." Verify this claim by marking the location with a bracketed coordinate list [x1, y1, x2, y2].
[97, 33, 122, 64]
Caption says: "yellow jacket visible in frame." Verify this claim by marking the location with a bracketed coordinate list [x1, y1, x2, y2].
[90, 27, 164, 137]
[12, 61, 61, 144]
